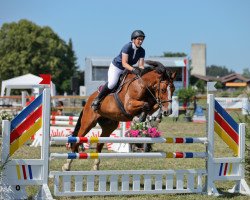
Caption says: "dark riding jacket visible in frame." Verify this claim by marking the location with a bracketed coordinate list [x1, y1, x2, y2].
[112, 42, 145, 70]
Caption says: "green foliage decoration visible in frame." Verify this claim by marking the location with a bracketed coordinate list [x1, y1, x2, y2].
[0, 111, 13, 122]
[177, 87, 196, 103]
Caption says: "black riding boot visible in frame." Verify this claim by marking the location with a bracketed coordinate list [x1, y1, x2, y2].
[91, 83, 112, 111]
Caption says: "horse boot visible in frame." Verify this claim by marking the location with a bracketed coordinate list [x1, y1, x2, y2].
[138, 103, 150, 122]
[139, 111, 147, 122]
[91, 83, 112, 111]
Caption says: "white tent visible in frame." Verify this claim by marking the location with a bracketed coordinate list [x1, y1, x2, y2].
[1, 73, 56, 97]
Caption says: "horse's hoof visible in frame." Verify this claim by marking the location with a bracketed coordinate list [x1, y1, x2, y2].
[92, 165, 99, 171]
[62, 164, 70, 171]
[132, 116, 140, 123]
[156, 118, 161, 123]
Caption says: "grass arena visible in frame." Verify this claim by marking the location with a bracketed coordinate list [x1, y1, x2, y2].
[1, 85, 250, 200]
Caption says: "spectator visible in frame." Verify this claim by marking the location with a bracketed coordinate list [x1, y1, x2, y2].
[56, 101, 64, 116]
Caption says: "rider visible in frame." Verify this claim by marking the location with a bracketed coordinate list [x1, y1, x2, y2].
[91, 30, 146, 111]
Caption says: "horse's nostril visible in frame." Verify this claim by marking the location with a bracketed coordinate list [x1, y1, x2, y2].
[163, 109, 173, 116]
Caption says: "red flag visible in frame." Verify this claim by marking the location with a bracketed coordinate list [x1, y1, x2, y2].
[39, 74, 51, 85]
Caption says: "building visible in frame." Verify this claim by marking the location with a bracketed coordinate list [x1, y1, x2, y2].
[191, 43, 206, 76]
[84, 57, 190, 96]
[191, 73, 250, 91]
[220, 73, 250, 91]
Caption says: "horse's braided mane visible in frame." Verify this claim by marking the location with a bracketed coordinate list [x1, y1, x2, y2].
[141, 60, 171, 80]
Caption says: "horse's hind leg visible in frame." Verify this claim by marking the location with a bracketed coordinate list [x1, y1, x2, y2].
[62, 108, 99, 171]
[61, 111, 84, 171]
[93, 118, 119, 170]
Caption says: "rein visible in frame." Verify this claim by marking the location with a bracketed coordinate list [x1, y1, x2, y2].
[113, 70, 172, 119]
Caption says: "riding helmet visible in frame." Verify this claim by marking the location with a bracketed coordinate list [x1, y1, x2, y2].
[131, 30, 145, 40]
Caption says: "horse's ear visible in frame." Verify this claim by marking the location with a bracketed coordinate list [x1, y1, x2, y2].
[171, 71, 177, 80]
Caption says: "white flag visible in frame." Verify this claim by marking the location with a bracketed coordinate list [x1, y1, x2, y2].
[207, 82, 217, 92]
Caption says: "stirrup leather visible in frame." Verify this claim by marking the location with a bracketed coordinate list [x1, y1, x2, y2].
[91, 99, 101, 111]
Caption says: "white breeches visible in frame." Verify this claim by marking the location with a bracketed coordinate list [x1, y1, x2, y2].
[107, 63, 124, 89]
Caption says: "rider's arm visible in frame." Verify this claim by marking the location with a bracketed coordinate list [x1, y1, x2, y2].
[122, 53, 134, 71]
[138, 58, 144, 69]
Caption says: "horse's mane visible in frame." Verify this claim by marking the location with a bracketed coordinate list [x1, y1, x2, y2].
[141, 60, 171, 80]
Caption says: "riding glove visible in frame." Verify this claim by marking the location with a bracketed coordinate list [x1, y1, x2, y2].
[131, 68, 141, 76]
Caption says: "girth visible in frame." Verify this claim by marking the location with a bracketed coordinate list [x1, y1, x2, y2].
[112, 72, 138, 120]
[113, 93, 133, 120]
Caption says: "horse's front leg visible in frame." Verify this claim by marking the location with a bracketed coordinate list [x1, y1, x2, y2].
[138, 102, 150, 122]
[130, 101, 150, 122]
[93, 143, 105, 170]
[127, 100, 150, 122]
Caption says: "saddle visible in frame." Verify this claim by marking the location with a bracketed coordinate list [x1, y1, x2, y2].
[97, 70, 130, 94]
[97, 70, 137, 119]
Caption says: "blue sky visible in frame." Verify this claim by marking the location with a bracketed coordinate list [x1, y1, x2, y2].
[1, 0, 250, 73]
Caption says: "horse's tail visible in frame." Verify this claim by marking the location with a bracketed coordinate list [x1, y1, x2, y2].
[71, 109, 83, 137]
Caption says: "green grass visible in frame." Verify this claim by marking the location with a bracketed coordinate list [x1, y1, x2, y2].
[1, 115, 250, 200]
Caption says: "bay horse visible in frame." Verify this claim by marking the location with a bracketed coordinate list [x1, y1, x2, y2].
[62, 60, 176, 171]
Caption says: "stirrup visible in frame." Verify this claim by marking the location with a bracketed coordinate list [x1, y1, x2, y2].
[91, 99, 100, 111]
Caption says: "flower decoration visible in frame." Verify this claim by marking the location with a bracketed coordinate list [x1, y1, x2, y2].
[0, 111, 14, 122]
[125, 122, 162, 138]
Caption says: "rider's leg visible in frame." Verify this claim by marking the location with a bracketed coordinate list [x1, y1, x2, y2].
[92, 63, 123, 111]
[91, 83, 112, 111]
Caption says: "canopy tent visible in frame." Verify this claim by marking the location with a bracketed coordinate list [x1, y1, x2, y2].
[1, 73, 56, 97]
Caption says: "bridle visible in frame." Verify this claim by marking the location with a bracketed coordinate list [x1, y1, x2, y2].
[137, 75, 173, 109]
[155, 78, 173, 109]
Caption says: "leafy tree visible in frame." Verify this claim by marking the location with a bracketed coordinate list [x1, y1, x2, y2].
[242, 68, 250, 79]
[0, 19, 79, 94]
[206, 65, 235, 77]
[163, 52, 187, 57]
[195, 80, 205, 94]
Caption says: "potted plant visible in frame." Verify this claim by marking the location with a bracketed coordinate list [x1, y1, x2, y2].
[125, 122, 162, 152]
[177, 87, 196, 122]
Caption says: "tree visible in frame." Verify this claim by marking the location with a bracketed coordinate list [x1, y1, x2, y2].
[0, 19, 79, 94]
[195, 80, 206, 94]
[242, 68, 250, 79]
[163, 52, 187, 57]
[206, 65, 235, 77]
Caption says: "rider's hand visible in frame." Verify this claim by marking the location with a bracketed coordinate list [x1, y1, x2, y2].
[131, 68, 141, 76]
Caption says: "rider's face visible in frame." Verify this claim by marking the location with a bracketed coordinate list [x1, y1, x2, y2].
[133, 37, 144, 47]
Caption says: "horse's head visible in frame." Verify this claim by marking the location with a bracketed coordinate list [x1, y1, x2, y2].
[145, 60, 176, 117]
[161, 71, 176, 116]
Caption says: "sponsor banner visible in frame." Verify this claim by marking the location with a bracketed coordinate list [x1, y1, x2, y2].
[215, 98, 243, 109]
